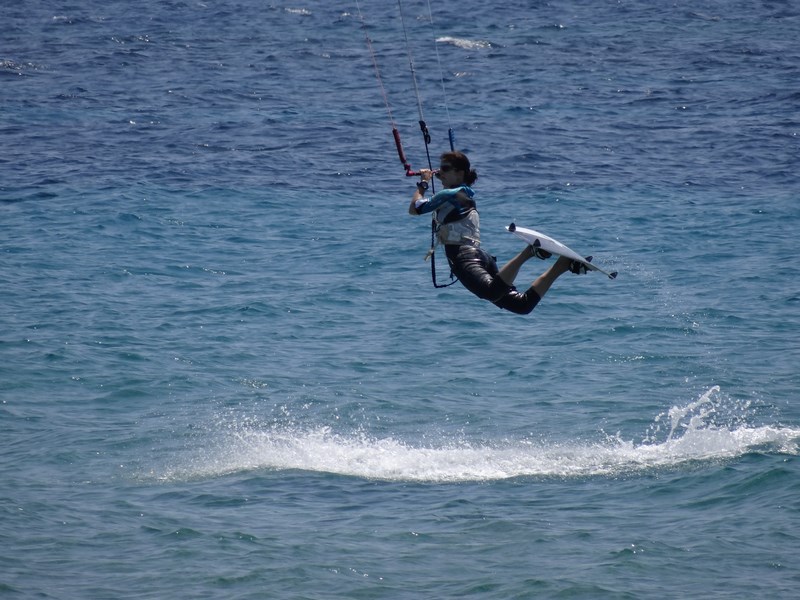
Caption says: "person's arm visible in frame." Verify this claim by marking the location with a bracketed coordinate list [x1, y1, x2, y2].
[408, 169, 434, 215]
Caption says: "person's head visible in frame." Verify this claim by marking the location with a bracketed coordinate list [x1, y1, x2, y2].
[436, 151, 478, 187]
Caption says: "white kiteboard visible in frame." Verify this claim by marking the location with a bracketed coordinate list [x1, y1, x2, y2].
[507, 222, 618, 279]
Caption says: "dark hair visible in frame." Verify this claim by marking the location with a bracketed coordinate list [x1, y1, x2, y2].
[441, 151, 478, 185]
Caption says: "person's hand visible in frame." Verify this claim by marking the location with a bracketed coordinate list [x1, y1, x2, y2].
[418, 168, 433, 182]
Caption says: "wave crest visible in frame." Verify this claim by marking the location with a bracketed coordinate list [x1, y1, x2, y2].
[437, 36, 491, 50]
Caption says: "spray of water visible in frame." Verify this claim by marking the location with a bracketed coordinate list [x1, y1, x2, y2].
[153, 387, 799, 483]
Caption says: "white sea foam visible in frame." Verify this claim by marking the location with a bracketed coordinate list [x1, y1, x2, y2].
[436, 36, 491, 50]
[157, 388, 799, 483]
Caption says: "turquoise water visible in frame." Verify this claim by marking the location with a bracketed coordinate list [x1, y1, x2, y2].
[2, 2, 799, 598]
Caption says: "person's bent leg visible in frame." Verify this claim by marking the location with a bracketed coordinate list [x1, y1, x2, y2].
[497, 246, 537, 286]
[493, 288, 541, 315]
[493, 256, 572, 315]
[531, 256, 571, 299]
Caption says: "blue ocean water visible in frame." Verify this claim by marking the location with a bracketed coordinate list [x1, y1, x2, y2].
[2, 0, 799, 597]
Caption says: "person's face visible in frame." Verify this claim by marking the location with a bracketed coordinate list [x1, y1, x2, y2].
[436, 162, 465, 188]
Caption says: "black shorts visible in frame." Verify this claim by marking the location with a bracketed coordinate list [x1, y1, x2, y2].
[445, 244, 541, 315]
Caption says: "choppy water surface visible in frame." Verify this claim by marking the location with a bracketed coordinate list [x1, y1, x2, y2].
[2, 1, 799, 598]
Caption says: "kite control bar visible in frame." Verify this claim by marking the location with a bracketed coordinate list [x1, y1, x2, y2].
[392, 128, 414, 176]
[393, 122, 436, 178]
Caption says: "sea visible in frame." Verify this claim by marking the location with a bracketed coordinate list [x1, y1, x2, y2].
[2, 1, 799, 598]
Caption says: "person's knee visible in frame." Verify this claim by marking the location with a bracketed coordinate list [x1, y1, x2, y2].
[505, 300, 535, 315]
[494, 289, 540, 315]
[505, 303, 534, 315]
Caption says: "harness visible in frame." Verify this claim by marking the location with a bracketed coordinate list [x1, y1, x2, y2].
[424, 191, 480, 287]
[433, 201, 480, 246]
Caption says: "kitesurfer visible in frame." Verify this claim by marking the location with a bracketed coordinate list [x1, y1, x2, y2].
[408, 151, 586, 314]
